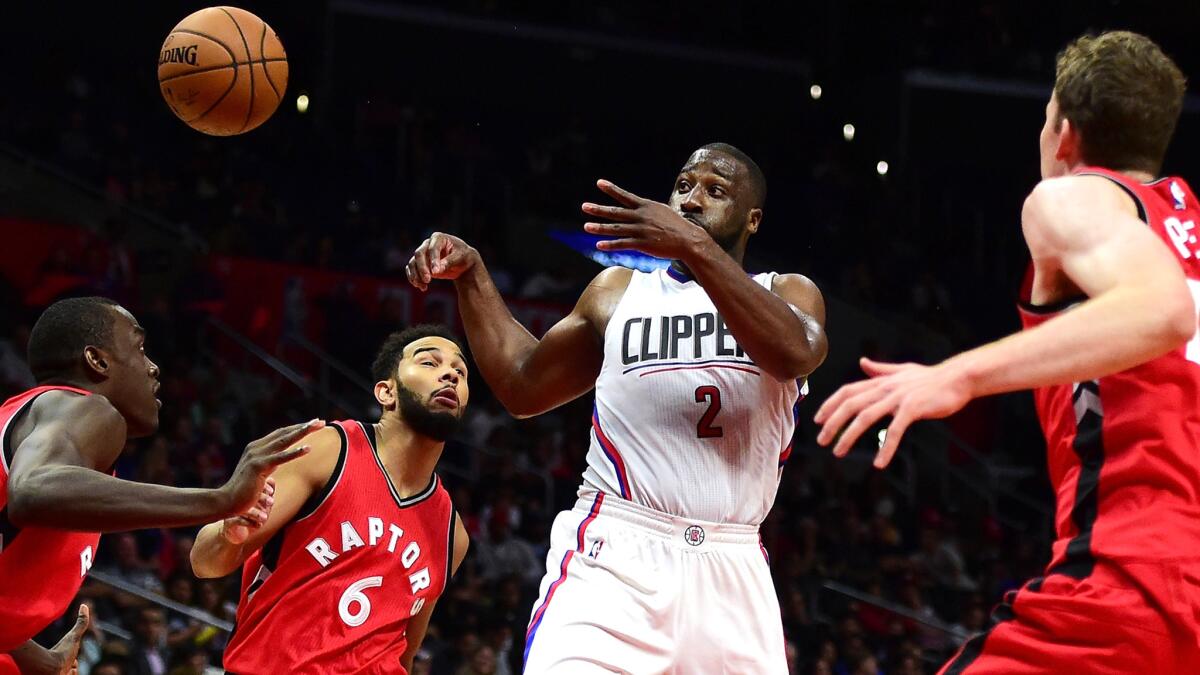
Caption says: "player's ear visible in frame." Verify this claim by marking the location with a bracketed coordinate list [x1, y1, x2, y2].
[374, 379, 397, 410]
[746, 208, 763, 235]
[83, 346, 109, 378]
[1056, 117, 1081, 165]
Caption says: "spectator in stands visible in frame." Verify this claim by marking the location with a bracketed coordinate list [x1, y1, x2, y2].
[128, 608, 169, 675]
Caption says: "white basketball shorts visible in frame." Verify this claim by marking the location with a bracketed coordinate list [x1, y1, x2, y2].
[522, 490, 787, 674]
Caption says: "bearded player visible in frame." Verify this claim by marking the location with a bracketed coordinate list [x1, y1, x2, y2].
[817, 32, 1200, 673]
[192, 325, 470, 674]
[0, 297, 314, 674]
[408, 143, 827, 672]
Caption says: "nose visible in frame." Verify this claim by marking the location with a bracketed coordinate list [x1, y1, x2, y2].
[440, 368, 459, 386]
[681, 186, 702, 214]
[148, 358, 160, 380]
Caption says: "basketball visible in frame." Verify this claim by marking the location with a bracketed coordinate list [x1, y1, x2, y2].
[157, 6, 288, 136]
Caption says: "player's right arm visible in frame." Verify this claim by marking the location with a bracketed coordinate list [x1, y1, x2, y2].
[817, 175, 1197, 466]
[408, 233, 627, 417]
[191, 425, 341, 578]
[6, 393, 320, 532]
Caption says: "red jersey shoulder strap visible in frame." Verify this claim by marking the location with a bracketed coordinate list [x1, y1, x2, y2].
[2, 386, 92, 474]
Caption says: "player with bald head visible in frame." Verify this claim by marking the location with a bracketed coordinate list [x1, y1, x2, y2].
[408, 143, 827, 672]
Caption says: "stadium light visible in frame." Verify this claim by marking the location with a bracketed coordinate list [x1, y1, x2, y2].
[842, 123, 855, 141]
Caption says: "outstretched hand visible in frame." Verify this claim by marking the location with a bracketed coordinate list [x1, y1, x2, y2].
[222, 419, 323, 520]
[582, 180, 709, 260]
[814, 358, 973, 468]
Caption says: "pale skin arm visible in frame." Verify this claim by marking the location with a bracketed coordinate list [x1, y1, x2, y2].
[400, 515, 469, 671]
[816, 175, 1196, 467]
[191, 426, 341, 578]
[582, 180, 828, 381]
[408, 233, 628, 417]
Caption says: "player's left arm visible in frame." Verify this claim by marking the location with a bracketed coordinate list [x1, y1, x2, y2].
[816, 175, 1196, 467]
[582, 179, 828, 380]
[399, 514, 469, 671]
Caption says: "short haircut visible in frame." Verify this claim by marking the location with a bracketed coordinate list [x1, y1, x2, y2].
[700, 142, 767, 209]
[370, 324, 464, 382]
[27, 296, 120, 383]
[1054, 31, 1187, 175]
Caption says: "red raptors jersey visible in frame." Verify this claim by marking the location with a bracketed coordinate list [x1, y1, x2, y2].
[224, 420, 456, 675]
[1019, 167, 1200, 576]
[0, 386, 99, 651]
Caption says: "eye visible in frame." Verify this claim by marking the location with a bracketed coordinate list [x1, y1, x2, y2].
[421, 360, 436, 367]
[708, 185, 725, 197]
[676, 180, 690, 193]
[456, 368, 466, 377]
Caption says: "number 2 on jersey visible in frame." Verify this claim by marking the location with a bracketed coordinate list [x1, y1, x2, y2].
[695, 385, 724, 438]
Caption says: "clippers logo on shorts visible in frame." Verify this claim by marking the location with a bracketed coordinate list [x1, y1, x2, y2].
[684, 525, 705, 546]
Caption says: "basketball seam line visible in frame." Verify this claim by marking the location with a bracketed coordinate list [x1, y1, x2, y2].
[158, 59, 287, 85]
[167, 28, 239, 126]
[259, 24, 281, 100]
[218, 7, 256, 133]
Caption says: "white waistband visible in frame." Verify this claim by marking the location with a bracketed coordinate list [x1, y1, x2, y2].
[574, 490, 760, 548]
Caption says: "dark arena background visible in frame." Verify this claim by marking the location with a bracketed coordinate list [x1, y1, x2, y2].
[2, 2, 1200, 674]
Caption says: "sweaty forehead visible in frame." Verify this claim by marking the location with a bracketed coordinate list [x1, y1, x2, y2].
[405, 336, 464, 361]
[681, 150, 743, 181]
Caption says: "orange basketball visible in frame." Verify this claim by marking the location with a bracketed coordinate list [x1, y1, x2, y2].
[157, 6, 288, 136]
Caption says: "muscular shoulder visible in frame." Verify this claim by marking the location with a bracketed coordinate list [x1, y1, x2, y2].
[771, 273, 826, 324]
[1023, 176, 1141, 254]
[15, 391, 126, 470]
[285, 424, 344, 490]
[577, 266, 634, 330]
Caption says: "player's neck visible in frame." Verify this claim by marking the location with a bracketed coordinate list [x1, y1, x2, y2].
[670, 243, 745, 278]
[372, 417, 443, 497]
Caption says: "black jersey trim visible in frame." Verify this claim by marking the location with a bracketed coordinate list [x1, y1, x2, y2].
[444, 507, 457, 592]
[1017, 295, 1087, 316]
[942, 583, 1026, 673]
[1076, 171, 1150, 224]
[358, 421, 439, 508]
[1044, 379, 1104, 580]
[0, 506, 19, 552]
[292, 422, 349, 523]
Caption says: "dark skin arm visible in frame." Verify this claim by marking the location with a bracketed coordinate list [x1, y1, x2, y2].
[582, 180, 828, 381]
[407, 234, 630, 417]
[6, 392, 321, 532]
[8, 605, 89, 675]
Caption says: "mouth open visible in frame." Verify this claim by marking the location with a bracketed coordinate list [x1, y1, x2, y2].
[432, 388, 459, 408]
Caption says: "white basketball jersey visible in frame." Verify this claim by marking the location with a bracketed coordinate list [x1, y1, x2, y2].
[581, 267, 805, 526]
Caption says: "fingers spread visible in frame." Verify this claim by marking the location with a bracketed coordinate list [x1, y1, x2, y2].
[596, 179, 644, 207]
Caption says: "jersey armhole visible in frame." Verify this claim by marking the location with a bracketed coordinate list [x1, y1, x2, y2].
[444, 505, 457, 593]
[598, 269, 641, 346]
[293, 423, 349, 522]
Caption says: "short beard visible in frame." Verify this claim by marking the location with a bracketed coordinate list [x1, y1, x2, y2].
[395, 383, 461, 441]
